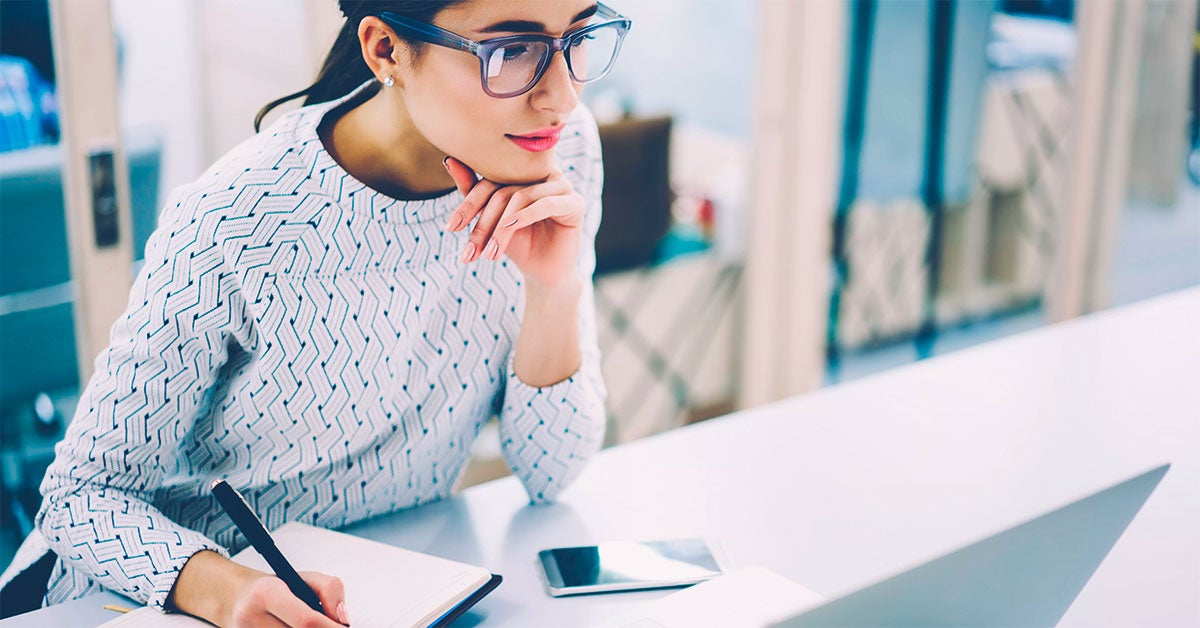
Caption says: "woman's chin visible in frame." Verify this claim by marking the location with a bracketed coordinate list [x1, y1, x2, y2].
[478, 152, 556, 185]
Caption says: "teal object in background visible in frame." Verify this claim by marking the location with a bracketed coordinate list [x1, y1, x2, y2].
[654, 224, 711, 265]
[0, 303, 78, 404]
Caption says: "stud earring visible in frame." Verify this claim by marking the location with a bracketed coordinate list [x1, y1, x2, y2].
[382, 76, 395, 87]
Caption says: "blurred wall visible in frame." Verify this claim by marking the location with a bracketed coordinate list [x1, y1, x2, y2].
[111, 0, 206, 200]
[596, 0, 757, 138]
[110, 0, 341, 199]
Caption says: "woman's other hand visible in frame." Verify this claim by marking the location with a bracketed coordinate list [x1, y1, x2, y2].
[170, 551, 350, 627]
[443, 156, 585, 292]
[228, 570, 349, 628]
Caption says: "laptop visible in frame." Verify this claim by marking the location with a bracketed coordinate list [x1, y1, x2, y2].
[603, 464, 1170, 627]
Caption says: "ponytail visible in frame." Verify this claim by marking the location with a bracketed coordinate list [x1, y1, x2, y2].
[254, 0, 462, 133]
[254, 19, 373, 132]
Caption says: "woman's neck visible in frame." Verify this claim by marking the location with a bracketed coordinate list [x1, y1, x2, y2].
[319, 87, 456, 200]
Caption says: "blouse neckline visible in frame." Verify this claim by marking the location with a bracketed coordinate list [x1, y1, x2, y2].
[296, 79, 460, 225]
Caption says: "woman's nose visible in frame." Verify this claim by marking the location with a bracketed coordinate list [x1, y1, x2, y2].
[530, 52, 580, 114]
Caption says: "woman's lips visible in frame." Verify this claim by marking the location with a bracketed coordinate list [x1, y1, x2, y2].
[506, 128, 562, 153]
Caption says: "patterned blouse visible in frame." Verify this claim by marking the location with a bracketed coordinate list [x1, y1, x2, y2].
[28, 79, 607, 609]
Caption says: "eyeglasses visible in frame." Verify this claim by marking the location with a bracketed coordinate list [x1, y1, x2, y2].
[377, 3, 632, 98]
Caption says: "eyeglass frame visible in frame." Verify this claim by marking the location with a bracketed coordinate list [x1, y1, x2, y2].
[376, 3, 632, 99]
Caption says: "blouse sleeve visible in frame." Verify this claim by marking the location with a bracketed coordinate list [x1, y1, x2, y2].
[35, 188, 248, 609]
[497, 108, 608, 504]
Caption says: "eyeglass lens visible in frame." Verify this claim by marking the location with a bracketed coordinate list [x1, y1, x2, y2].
[485, 23, 622, 96]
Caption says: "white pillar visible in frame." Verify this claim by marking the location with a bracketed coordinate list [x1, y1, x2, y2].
[48, 0, 133, 385]
[1047, 0, 1148, 321]
[740, 0, 846, 408]
[1128, 0, 1199, 205]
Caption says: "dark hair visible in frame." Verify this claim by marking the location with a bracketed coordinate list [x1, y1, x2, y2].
[254, 0, 463, 132]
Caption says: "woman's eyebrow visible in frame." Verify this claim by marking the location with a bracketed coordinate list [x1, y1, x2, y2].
[478, 4, 599, 34]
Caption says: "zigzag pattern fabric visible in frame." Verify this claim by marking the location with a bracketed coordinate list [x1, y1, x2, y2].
[32, 79, 607, 609]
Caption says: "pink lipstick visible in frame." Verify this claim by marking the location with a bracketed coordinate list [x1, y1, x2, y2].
[506, 127, 563, 153]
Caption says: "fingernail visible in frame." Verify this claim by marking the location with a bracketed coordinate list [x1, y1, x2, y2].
[445, 213, 462, 231]
[461, 241, 476, 263]
[484, 239, 499, 260]
[442, 156, 450, 169]
[338, 601, 349, 625]
[502, 216, 519, 229]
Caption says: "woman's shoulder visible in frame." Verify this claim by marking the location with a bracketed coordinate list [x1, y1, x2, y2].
[198, 108, 317, 188]
[160, 107, 330, 226]
[558, 102, 601, 159]
[556, 103, 603, 198]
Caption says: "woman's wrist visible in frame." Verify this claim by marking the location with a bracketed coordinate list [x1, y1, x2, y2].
[524, 272, 582, 303]
[168, 550, 263, 626]
[515, 274, 582, 387]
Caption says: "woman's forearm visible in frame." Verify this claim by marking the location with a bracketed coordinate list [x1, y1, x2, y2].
[513, 277, 583, 387]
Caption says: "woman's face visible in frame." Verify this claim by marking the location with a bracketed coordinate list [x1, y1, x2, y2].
[392, 0, 597, 185]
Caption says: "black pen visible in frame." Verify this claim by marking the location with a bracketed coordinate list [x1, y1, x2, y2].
[210, 479, 324, 614]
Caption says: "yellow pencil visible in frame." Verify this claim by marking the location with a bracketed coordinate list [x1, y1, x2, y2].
[102, 604, 133, 614]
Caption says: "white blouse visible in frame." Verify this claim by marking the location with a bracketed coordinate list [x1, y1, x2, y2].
[30, 78, 607, 609]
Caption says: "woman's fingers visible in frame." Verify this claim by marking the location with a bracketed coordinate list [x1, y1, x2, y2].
[300, 571, 349, 626]
[464, 186, 519, 262]
[469, 178, 572, 262]
[488, 195, 581, 260]
[449, 166, 580, 263]
[446, 177, 501, 233]
[485, 177, 572, 240]
[444, 156, 498, 233]
[252, 576, 343, 628]
[265, 588, 343, 628]
[443, 156, 478, 198]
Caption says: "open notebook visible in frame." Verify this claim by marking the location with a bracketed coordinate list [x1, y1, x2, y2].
[99, 522, 500, 628]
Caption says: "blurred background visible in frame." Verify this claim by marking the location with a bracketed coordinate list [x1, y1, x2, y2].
[1, 0, 1197, 571]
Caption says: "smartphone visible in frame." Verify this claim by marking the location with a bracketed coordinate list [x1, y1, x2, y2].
[537, 538, 726, 597]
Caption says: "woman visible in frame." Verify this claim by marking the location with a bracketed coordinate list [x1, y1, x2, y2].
[1, 0, 630, 625]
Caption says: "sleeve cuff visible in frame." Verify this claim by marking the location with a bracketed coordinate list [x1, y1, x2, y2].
[504, 353, 584, 401]
[146, 533, 230, 611]
[500, 354, 603, 504]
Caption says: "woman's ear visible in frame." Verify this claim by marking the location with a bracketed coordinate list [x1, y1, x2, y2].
[357, 16, 409, 87]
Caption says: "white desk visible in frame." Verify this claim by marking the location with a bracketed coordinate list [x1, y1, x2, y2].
[5, 288, 1198, 627]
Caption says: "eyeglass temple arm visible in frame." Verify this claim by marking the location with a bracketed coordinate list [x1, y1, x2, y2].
[596, 3, 623, 20]
[378, 11, 477, 53]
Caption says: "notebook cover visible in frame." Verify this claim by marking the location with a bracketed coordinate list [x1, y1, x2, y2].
[432, 573, 503, 627]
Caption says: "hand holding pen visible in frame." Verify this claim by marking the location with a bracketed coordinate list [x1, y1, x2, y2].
[170, 480, 351, 627]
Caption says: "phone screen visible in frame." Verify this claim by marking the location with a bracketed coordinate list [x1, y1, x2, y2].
[540, 539, 722, 590]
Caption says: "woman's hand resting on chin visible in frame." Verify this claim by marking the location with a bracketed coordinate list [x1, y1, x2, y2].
[442, 156, 584, 293]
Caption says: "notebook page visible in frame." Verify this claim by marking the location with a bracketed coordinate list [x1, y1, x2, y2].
[235, 523, 490, 627]
[98, 522, 490, 628]
[99, 607, 203, 627]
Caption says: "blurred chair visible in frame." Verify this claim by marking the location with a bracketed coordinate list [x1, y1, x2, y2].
[594, 115, 673, 276]
[593, 116, 744, 443]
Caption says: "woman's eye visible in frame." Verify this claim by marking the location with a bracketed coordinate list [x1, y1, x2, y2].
[503, 45, 530, 61]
